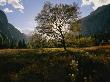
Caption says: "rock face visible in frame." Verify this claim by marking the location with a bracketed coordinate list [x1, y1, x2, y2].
[0, 10, 8, 35]
[8, 23, 25, 41]
[81, 4, 110, 36]
[0, 10, 25, 41]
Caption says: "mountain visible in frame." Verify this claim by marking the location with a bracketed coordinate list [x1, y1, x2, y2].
[81, 4, 110, 43]
[8, 23, 25, 40]
[0, 10, 25, 41]
[81, 4, 110, 36]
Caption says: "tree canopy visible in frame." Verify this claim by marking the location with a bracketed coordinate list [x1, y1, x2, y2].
[35, 1, 80, 50]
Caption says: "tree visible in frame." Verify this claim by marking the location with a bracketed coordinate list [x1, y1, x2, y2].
[35, 1, 80, 50]
[17, 40, 23, 48]
[0, 35, 3, 48]
[22, 39, 27, 48]
[9, 39, 16, 48]
[17, 40, 27, 49]
[29, 33, 47, 48]
[65, 20, 81, 47]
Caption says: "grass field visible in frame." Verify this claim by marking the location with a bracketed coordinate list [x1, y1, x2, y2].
[0, 45, 110, 82]
[0, 45, 110, 53]
[0, 45, 110, 59]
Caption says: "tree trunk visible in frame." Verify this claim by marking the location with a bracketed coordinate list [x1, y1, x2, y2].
[58, 26, 66, 51]
[61, 37, 66, 50]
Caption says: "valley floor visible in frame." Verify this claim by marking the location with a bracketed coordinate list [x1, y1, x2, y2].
[0, 45, 110, 53]
[0, 45, 110, 82]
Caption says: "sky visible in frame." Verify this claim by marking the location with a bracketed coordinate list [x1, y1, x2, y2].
[0, 0, 110, 35]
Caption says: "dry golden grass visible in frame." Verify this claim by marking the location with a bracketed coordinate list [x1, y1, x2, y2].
[0, 45, 109, 55]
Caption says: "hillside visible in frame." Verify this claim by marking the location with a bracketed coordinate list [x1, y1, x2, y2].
[0, 10, 25, 41]
[81, 4, 110, 42]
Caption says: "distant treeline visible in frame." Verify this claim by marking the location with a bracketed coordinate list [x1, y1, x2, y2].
[0, 32, 110, 49]
[28, 33, 110, 49]
[0, 34, 26, 49]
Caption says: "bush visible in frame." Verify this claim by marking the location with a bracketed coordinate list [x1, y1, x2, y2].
[78, 36, 95, 47]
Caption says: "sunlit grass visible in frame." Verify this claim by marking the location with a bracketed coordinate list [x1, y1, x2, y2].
[0, 45, 109, 55]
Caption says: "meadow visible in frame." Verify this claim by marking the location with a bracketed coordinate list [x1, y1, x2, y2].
[0, 46, 110, 82]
